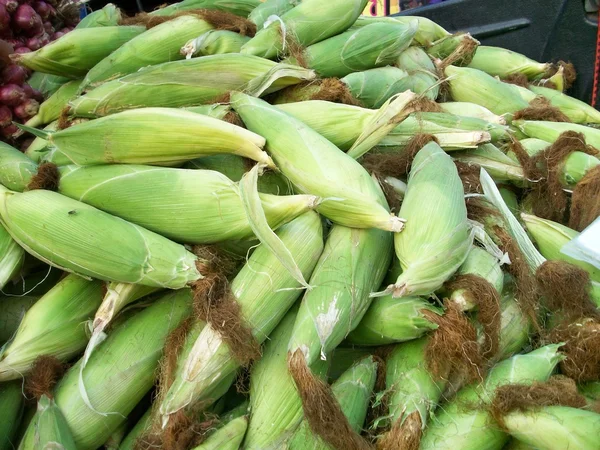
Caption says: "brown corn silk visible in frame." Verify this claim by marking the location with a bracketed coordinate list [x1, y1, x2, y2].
[25, 355, 66, 401]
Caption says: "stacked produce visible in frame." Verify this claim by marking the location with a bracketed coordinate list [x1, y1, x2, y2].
[0, 0, 83, 139]
[0, 0, 600, 449]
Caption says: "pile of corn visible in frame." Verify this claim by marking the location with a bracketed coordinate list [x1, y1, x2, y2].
[1, 0, 600, 449]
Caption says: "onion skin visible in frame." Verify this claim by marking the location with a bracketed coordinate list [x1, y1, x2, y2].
[13, 4, 42, 32]
[0, 0, 17, 14]
[13, 46, 31, 53]
[22, 83, 43, 102]
[0, 83, 25, 106]
[13, 97, 39, 119]
[0, 104, 12, 126]
[0, 5, 11, 34]
[2, 64, 27, 84]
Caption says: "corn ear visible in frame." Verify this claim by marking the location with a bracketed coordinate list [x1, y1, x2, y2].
[513, 119, 600, 150]
[346, 296, 440, 345]
[378, 142, 474, 298]
[69, 54, 315, 117]
[352, 15, 449, 47]
[183, 103, 232, 120]
[58, 164, 313, 243]
[0, 187, 203, 288]
[244, 306, 328, 449]
[24, 121, 57, 163]
[503, 406, 600, 450]
[299, 22, 417, 78]
[150, 0, 261, 17]
[25, 79, 80, 128]
[327, 347, 373, 383]
[468, 46, 551, 79]
[0, 295, 38, 345]
[397, 46, 440, 100]
[427, 32, 479, 65]
[0, 381, 23, 450]
[420, 344, 565, 450]
[182, 29, 250, 57]
[341, 67, 411, 109]
[0, 223, 25, 294]
[287, 224, 392, 366]
[19, 395, 77, 450]
[0, 141, 37, 192]
[193, 416, 248, 450]
[440, 101, 507, 125]
[241, 0, 367, 59]
[248, 0, 301, 28]
[231, 92, 404, 232]
[0, 274, 103, 381]
[118, 409, 152, 450]
[160, 212, 324, 420]
[77, 3, 121, 28]
[288, 355, 377, 450]
[529, 84, 600, 124]
[35, 107, 272, 167]
[452, 143, 525, 182]
[10, 26, 145, 78]
[27, 72, 70, 97]
[80, 16, 214, 91]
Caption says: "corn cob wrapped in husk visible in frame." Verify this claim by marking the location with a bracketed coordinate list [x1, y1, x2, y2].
[150, 0, 261, 17]
[346, 296, 440, 345]
[446, 246, 504, 311]
[24, 121, 57, 163]
[181, 29, 251, 58]
[0, 187, 204, 288]
[183, 103, 232, 120]
[499, 187, 520, 216]
[440, 102, 507, 125]
[19, 394, 77, 450]
[378, 338, 446, 450]
[529, 84, 600, 124]
[56, 164, 316, 244]
[0, 295, 38, 345]
[232, 92, 406, 231]
[452, 143, 525, 183]
[24, 80, 80, 128]
[445, 65, 534, 117]
[341, 67, 411, 108]
[427, 32, 480, 65]
[419, 345, 564, 450]
[27, 72, 70, 97]
[467, 46, 552, 80]
[244, 306, 328, 449]
[0, 223, 25, 294]
[10, 26, 145, 78]
[29, 107, 272, 168]
[54, 289, 193, 450]
[248, 0, 301, 28]
[297, 22, 417, 79]
[76, 3, 121, 28]
[193, 416, 248, 450]
[352, 15, 449, 47]
[513, 120, 600, 149]
[396, 46, 440, 100]
[377, 142, 474, 298]
[241, 0, 367, 59]
[286, 355, 377, 450]
[69, 54, 315, 117]
[80, 16, 215, 91]
[0, 381, 23, 450]
[119, 409, 152, 450]
[287, 224, 392, 366]
[0, 142, 38, 192]
[327, 347, 373, 382]
[160, 212, 324, 422]
[103, 422, 128, 450]
[502, 406, 600, 450]
[0, 275, 103, 381]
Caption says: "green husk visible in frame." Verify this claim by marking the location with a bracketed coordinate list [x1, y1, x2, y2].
[10, 26, 145, 78]
[119, 408, 152, 450]
[26, 73, 69, 97]
[36, 107, 272, 167]
[513, 120, 600, 149]
[0, 264, 63, 297]
[419, 345, 564, 450]
[193, 416, 248, 450]
[244, 306, 328, 449]
[0, 223, 26, 295]
[299, 22, 417, 78]
[54, 290, 193, 450]
[24, 121, 57, 163]
[0, 141, 38, 191]
[528, 84, 600, 124]
[341, 67, 411, 108]
[19, 395, 77, 450]
[24, 79, 81, 128]
[0, 187, 203, 288]
[57, 164, 316, 244]
[396, 46, 439, 100]
[182, 29, 250, 57]
[160, 212, 324, 422]
[0, 274, 103, 381]
[0, 295, 38, 345]
[502, 406, 600, 450]
[287, 355, 378, 450]
[248, 0, 301, 28]
[287, 224, 392, 366]
[351, 15, 449, 47]
[345, 296, 440, 346]
[467, 46, 551, 79]
[452, 143, 525, 182]
[150, 0, 261, 17]
[492, 278, 531, 362]
[427, 32, 479, 65]
[183, 103, 232, 120]
[327, 347, 373, 383]
[80, 16, 215, 91]
[440, 102, 507, 125]
[231, 92, 405, 232]
[68, 54, 315, 117]
[378, 142, 474, 298]
[240, 0, 367, 59]
[0, 381, 24, 450]
[77, 3, 122, 28]
[499, 187, 520, 216]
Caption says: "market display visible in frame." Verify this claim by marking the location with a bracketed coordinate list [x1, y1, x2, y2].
[0, 0, 599, 449]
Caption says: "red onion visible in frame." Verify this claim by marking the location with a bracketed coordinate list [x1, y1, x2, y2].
[13, 4, 42, 32]
[0, 105, 12, 127]
[51, 30, 65, 40]
[22, 83, 42, 102]
[13, 98, 39, 119]
[13, 46, 31, 53]
[1, 64, 27, 84]
[1, 123, 18, 139]
[0, 5, 11, 34]
[0, 0, 17, 13]
[42, 20, 51, 33]
[25, 32, 48, 50]
[0, 83, 25, 106]
[32, 1, 53, 20]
